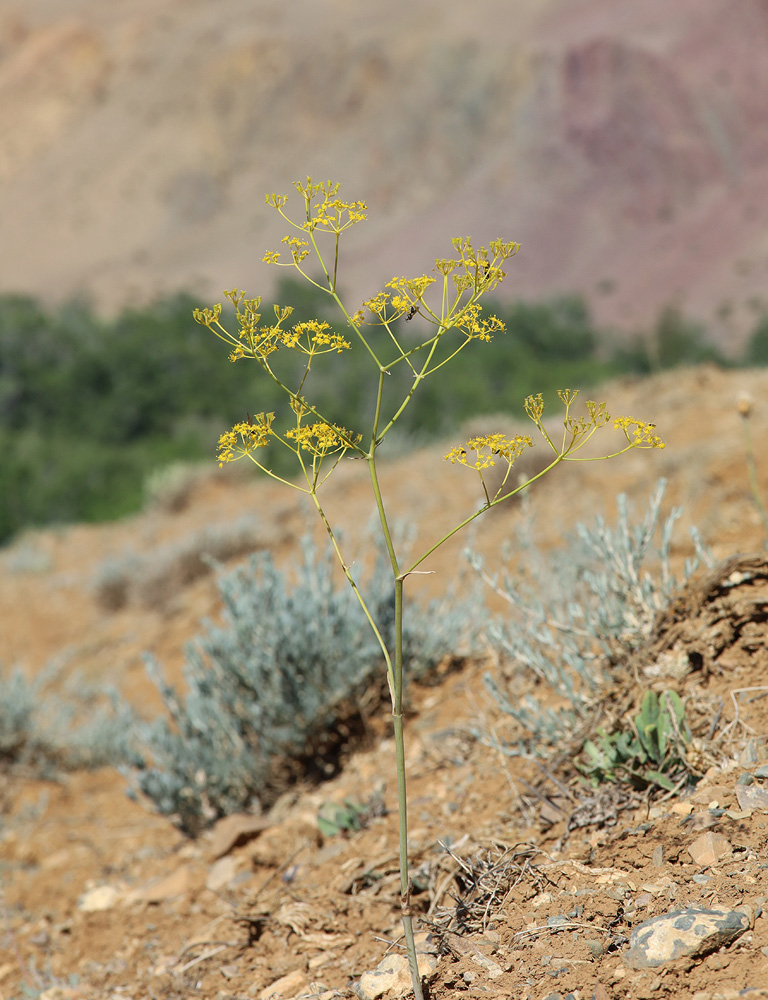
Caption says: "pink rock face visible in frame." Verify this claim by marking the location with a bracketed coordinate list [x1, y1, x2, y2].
[2, 0, 768, 349]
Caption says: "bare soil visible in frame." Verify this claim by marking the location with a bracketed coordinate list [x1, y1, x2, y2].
[3, 365, 768, 1000]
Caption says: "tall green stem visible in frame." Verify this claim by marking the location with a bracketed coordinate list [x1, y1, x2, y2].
[368, 451, 424, 1000]
[393, 573, 423, 1000]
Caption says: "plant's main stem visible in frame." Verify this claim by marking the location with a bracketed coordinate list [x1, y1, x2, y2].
[368, 452, 425, 1000]
[393, 573, 423, 1000]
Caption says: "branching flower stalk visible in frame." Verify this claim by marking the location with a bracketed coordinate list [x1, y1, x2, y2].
[194, 177, 665, 1000]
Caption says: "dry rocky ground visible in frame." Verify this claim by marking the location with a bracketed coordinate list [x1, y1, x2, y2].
[2, 365, 768, 1000]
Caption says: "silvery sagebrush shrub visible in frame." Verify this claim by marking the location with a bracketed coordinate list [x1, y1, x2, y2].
[185, 177, 664, 998]
[134, 531, 474, 837]
[474, 479, 712, 751]
[0, 662, 140, 775]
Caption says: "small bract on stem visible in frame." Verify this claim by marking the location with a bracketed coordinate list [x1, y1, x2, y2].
[194, 176, 665, 1000]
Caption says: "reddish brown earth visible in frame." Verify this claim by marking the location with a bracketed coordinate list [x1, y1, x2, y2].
[3, 364, 768, 1000]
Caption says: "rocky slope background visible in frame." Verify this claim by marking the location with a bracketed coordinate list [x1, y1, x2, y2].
[3, 365, 768, 1000]
[2, 0, 768, 350]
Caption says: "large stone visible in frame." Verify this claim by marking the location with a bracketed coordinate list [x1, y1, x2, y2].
[623, 907, 751, 969]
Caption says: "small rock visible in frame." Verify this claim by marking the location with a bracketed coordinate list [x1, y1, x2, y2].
[689, 785, 733, 805]
[683, 810, 721, 832]
[259, 969, 308, 1000]
[209, 813, 268, 860]
[471, 950, 504, 979]
[754, 765, 768, 779]
[623, 907, 751, 969]
[707, 954, 731, 970]
[651, 846, 664, 867]
[355, 953, 439, 1000]
[688, 832, 732, 866]
[740, 740, 760, 766]
[206, 855, 239, 892]
[126, 865, 191, 903]
[736, 785, 768, 811]
[78, 884, 121, 912]
[592, 986, 612, 1000]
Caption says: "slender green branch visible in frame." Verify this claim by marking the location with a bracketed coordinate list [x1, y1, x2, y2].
[374, 334, 444, 444]
[308, 489, 396, 697]
[407, 454, 565, 575]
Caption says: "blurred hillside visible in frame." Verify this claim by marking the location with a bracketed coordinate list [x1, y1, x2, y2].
[2, 0, 768, 350]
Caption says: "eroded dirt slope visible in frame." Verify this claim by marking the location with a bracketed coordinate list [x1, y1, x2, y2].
[2, 365, 768, 1000]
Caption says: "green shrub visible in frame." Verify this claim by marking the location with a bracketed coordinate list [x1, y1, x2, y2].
[0, 284, 748, 545]
[745, 314, 768, 366]
[612, 306, 728, 374]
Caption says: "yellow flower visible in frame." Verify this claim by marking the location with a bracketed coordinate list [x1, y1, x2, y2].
[524, 393, 545, 423]
[445, 433, 533, 469]
[280, 320, 351, 354]
[614, 417, 666, 449]
[216, 413, 276, 465]
[192, 304, 222, 328]
[286, 422, 362, 457]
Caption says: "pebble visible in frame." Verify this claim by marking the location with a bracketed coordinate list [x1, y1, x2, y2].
[209, 812, 268, 860]
[355, 953, 439, 1000]
[78, 884, 121, 912]
[688, 832, 732, 866]
[125, 865, 191, 903]
[259, 970, 308, 1000]
[736, 785, 768, 811]
[206, 855, 239, 892]
[623, 906, 751, 969]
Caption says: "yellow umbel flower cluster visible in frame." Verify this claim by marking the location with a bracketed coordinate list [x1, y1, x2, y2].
[445, 433, 533, 470]
[447, 390, 665, 507]
[614, 416, 666, 450]
[194, 293, 350, 364]
[280, 320, 351, 355]
[262, 178, 368, 265]
[216, 413, 275, 466]
[286, 422, 362, 458]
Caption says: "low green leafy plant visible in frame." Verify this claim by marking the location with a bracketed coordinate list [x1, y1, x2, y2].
[317, 798, 370, 838]
[578, 690, 693, 792]
[192, 176, 665, 1000]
